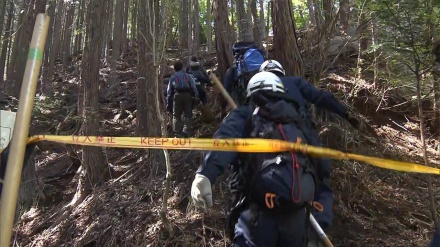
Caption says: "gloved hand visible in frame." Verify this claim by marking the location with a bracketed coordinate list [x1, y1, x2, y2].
[191, 174, 212, 212]
[345, 111, 360, 129]
[166, 104, 173, 114]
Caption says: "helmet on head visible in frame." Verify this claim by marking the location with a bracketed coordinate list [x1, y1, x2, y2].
[259, 60, 285, 76]
[246, 71, 285, 98]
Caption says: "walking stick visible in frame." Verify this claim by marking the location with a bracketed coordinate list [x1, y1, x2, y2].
[212, 73, 334, 247]
[309, 214, 334, 247]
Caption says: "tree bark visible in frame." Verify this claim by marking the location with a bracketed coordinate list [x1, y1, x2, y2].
[213, 0, 234, 81]
[236, 0, 252, 41]
[137, 0, 164, 165]
[0, 0, 14, 85]
[0, 0, 7, 40]
[272, 0, 304, 76]
[250, 0, 262, 49]
[79, 0, 109, 194]
[46, 0, 65, 84]
[339, 0, 350, 32]
[62, 2, 75, 70]
[131, 0, 138, 40]
[121, 0, 129, 52]
[74, 0, 86, 55]
[109, 0, 124, 88]
[179, 0, 189, 51]
[206, 0, 212, 52]
[259, 0, 265, 39]
[192, 0, 200, 56]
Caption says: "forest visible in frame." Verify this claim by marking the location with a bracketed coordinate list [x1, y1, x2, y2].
[0, 0, 440, 246]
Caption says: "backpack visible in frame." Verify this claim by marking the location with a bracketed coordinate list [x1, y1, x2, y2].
[173, 72, 191, 92]
[226, 91, 317, 239]
[231, 42, 265, 105]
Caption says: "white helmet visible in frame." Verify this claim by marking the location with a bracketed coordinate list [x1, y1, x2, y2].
[246, 71, 285, 98]
[259, 60, 285, 76]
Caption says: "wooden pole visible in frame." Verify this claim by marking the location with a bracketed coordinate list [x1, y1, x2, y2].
[0, 13, 50, 247]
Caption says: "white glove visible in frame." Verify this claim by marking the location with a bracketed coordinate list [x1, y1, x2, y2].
[191, 174, 213, 212]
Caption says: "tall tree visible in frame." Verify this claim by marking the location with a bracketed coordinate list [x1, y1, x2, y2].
[0, 0, 7, 40]
[236, 0, 252, 41]
[272, 0, 304, 76]
[77, 0, 109, 204]
[109, 0, 124, 88]
[0, 0, 14, 84]
[62, 1, 75, 70]
[179, 0, 189, 51]
[192, 0, 200, 55]
[213, 0, 234, 80]
[46, 0, 65, 85]
[259, 0, 264, 39]
[74, 0, 86, 55]
[206, 0, 212, 52]
[250, 0, 262, 48]
[137, 0, 164, 164]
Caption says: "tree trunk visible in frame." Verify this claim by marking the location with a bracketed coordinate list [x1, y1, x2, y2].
[46, 0, 65, 84]
[206, 0, 212, 52]
[109, 0, 124, 88]
[79, 0, 109, 197]
[272, 0, 304, 76]
[131, 0, 137, 40]
[103, 0, 113, 61]
[188, 0, 192, 55]
[259, 0, 265, 39]
[179, 0, 189, 51]
[322, 0, 333, 23]
[137, 0, 164, 166]
[432, 39, 440, 140]
[236, 0, 252, 41]
[0, 0, 14, 85]
[213, 0, 234, 81]
[121, 0, 129, 53]
[415, 69, 439, 228]
[62, 2, 75, 70]
[41, 0, 55, 85]
[250, 0, 262, 49]
[192, 0, 200, 56]
[0, 0, 7, 40]
[74, 0, 86, 55]
[339, 0, 350, 32]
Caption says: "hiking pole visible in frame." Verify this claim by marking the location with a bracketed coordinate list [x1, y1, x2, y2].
[309, 214, 334, 247]
[0, 13, 50, 247]
[210, 74, 237, 110]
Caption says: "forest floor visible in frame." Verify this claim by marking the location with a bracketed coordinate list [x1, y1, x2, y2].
[3, 46, 440, 247]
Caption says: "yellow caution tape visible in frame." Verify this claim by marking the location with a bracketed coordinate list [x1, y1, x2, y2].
[0, 135, 437, 175]
[18, 135, 438, 175]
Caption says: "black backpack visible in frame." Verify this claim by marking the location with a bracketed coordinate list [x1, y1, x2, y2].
[226, 91, 318, 239]
[231, 41, 265, 105]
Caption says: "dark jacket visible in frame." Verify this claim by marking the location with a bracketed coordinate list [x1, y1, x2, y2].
[197, 100, 334, 230]
[187, 61, 211, 86]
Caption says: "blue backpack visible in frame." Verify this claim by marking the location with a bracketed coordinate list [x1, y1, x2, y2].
[173, 72, 191, 92]
[231, 42, 265, 105]
[226, 91, 317, 239]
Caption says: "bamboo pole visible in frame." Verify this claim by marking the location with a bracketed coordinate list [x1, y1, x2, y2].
[210, 74, 237, 109]
[0, 14, 50, 247]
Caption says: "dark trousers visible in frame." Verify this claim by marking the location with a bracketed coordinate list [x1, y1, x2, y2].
[233, 207, 307, 247]
[196, 85, 207, 105]
[173, 92, 193, 136]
